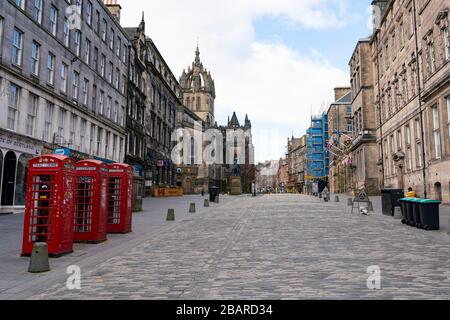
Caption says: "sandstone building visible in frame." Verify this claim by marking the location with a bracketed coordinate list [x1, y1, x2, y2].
[371, 0, 450, 203]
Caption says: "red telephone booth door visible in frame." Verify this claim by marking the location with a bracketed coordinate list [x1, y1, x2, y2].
[74, 160, 109, 243]
[22, 155, 75, 257]
[107, 164, 133, 233]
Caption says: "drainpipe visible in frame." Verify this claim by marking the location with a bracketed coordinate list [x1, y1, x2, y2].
[412, 0, 428, 198]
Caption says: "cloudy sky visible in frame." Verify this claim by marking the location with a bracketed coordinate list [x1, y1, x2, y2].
[120, 0, 373, 163]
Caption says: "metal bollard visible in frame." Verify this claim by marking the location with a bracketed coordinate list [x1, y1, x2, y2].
[28, 243, 50, 273]
[189, 203, 196, 213]
[347, 198, 353, 206]
[335, 195, 340, 202]
[368, 202, 374, 212]
[167, 209, 175, 221]
[394, 206, 402, 219]
[204, 199, 210, 207]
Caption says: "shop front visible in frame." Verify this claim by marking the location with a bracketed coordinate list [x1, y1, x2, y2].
[0, 130, 43, 210]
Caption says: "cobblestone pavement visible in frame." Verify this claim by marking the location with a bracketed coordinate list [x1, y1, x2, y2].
[28, 194, 450, 299]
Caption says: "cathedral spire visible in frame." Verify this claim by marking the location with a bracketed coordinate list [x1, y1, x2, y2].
[195, 44, 201, 65]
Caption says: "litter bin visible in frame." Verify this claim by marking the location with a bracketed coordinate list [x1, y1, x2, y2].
[412, 200, 423, 229]
[399, 198, 409, 224]
[381, 189, 405, 216]
[418, 199, 441, 231]
[209, 186, 219, 202]
[405, 198, 416, 226]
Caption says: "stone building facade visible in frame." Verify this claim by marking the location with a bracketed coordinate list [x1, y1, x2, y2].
[178, 47, 255, 194]
[327, 88, 353, 194]
[349, 40, 380, 195]
[286, 135, 307, 193]
[0, 0, 129, 210]
[143, 37, 180, 192]
[371, 0, 450, 203]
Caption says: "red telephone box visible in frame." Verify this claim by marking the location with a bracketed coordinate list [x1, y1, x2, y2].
[21, 155, 76, 257]
[74, 160, 109, 243]
[107, 163, 133, 233]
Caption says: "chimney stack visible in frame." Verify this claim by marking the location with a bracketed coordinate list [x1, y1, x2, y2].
[103, 0, 121, 23]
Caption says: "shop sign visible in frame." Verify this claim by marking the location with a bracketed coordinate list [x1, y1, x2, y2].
[0, 132, 42, 155]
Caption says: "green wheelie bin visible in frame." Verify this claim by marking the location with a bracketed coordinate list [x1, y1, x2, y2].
[418, 199, 441, 231]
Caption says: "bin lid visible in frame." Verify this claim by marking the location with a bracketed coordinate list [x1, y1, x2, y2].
[417, 199, 441, 204]
[400, 198, 422, 202]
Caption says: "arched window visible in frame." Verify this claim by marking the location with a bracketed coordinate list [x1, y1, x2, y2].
[186, 97, 190, 108]
[15, 154, 33, 205]
[196, 97, 201, 109]
[1, 151, 17, 206]
[434, 182, 442, 201]
[190, 137, 195, 165]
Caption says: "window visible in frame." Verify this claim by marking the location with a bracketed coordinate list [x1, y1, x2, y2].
[109, 28, 114, 50]
[405, 125, 412, 171]
[100, 54, 106, 77]
[92, 84, 97, 112]
[57, 108, 66, 144]
[72, 71, 79, 100]
[107, 96, 112, 118]
[99, 90, 104, 114]
[74, 30, 81, 56]
[84, 39, 91, 64]
[415, 119, 423, 167]
[112, 135, 117, 161]
[115, 68, 120, 88]
[122, 44, 127, 63]
[444, 27, 450, 62]
[95, 10, 100, 34]
[432, 106, 441, 159]
[12, 29, 23, 66]
[120, 105, 125, 127]
[427, 40, 436, 74]
[409, 8, 414, 36]
[63, 18, 70, 47]
[69, 113, 77, 146]
[43, 102, 54, 141]
[8, 84, 20, 130]
[90, 124, 95, 154]
[82, 78, 89, 106]
[33, 0, 43, 24]
[97, 128, 103, 156]
[49, 5, 58, 36]
[60, 63, 68, 93]
[101, 19, 107, 42]
[122, 74, 126, 94]
[27, 94, 38, 136]
[15, 0, 25, 10]
[80, 118, 86, 152]
[108, 62, 113, 83]
[86, 1, 93, 26]
[397, 130, 402, 150]
[47, 53, 55, 85]
[114, 101, 119, 123]
[105, 131, 110, 158]
[31, 41, 40, 76]
[93, 47, 99, 71]
[116, 37, 121, 57]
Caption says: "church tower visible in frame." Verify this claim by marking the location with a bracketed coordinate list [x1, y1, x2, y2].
[179, 45, 216, 126]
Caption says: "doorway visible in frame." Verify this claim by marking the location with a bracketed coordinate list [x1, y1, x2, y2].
[434, 182, 442, 202]
[1, 151, 17, 206]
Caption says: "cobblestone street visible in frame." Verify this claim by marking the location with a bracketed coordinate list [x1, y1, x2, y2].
[21, 194, 450, 300]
